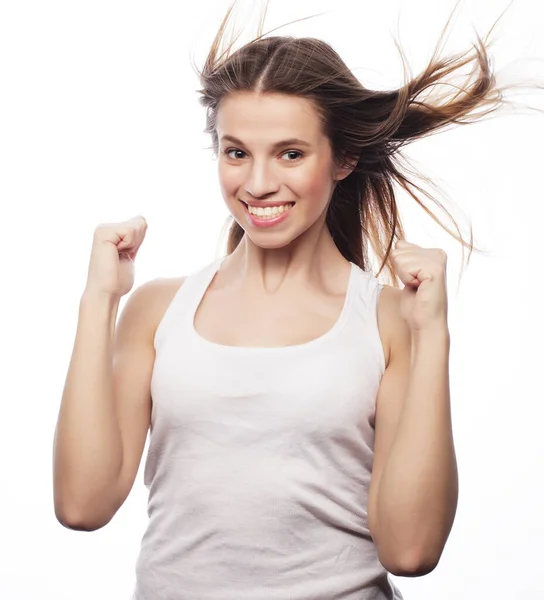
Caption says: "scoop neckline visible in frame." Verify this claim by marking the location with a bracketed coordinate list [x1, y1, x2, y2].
[189, 258, 358, 355]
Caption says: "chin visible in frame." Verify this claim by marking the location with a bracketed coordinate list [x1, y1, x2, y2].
[243, 230, 298, 250]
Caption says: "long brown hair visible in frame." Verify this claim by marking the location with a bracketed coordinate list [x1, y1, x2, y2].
[193, 0, 539, 287]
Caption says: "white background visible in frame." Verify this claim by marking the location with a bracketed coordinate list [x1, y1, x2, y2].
[1, 0, 543, 598]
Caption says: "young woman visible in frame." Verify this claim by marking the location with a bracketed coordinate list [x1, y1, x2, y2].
[53, 2, 526, 598]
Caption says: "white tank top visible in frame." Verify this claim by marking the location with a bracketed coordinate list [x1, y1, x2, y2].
[131, 257, 404, 600]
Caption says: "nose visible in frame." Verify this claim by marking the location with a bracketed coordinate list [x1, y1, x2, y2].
[244, 161, 280, 199]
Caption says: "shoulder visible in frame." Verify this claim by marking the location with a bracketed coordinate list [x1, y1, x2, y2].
[125, 276, 186, 340]
[135, 258, 220, 336]
[376, 283, 410, 369]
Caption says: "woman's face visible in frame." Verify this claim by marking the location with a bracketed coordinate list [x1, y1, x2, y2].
[215, 91, 353, 250]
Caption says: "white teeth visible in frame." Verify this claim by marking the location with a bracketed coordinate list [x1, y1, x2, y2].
[247, 203, 293, 217]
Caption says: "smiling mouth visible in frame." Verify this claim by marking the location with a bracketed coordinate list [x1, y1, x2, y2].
[239, 200, 295, 218]
[243, 202, 295, 221]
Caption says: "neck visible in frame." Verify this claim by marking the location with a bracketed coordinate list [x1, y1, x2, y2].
[225, 220, 348, 290]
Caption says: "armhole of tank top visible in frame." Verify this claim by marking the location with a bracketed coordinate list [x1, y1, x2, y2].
[153, 276, 188, 351]
[374, 280, 387, 378]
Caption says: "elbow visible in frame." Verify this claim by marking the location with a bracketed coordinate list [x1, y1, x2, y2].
[53, 478, 122, 532]
[372, 521, 448, 577]
[55, 508, 113, 532]
[54, 497, 115, 532]
[382, 550, 440, 578]
[387, 556, 439, 578]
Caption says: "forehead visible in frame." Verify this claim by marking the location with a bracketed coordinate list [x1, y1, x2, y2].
[216, 92, 323, 142]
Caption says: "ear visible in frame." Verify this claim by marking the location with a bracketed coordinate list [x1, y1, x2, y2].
[333, 154, 359, 182]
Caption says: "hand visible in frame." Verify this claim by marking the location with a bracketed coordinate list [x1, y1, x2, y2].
[84, 215, 148, 299]
[390, 240, 448, 332]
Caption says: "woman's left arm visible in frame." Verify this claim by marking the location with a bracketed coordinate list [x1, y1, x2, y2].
[368, 241, 458, 577]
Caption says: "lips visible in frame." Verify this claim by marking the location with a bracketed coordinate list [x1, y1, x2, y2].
[239, 198, 294, 228]
[239, 199, 295, 208]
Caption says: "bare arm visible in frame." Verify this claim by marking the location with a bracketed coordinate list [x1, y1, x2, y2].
[368, 287, 457, 576]
[52, 279, 171, 530]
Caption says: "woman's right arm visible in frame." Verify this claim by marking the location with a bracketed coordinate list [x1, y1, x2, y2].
[53, 279, 161, 531]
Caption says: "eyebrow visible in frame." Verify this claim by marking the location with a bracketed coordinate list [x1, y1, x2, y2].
[220, 135, 312, 149]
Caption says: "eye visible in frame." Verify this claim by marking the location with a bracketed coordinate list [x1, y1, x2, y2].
[223, 148, 246, 160]
[222, 148, 304, 162]
[281, 150, 303, 162]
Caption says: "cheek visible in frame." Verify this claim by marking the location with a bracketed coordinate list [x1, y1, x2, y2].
[218, 165, 241, 196]
[297, 161, 334, 201]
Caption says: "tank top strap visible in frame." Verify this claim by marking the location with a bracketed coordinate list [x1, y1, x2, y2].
[348, 264, 386, 375]
[349, 262, 383, 305]
[153, 256, 225, 350]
